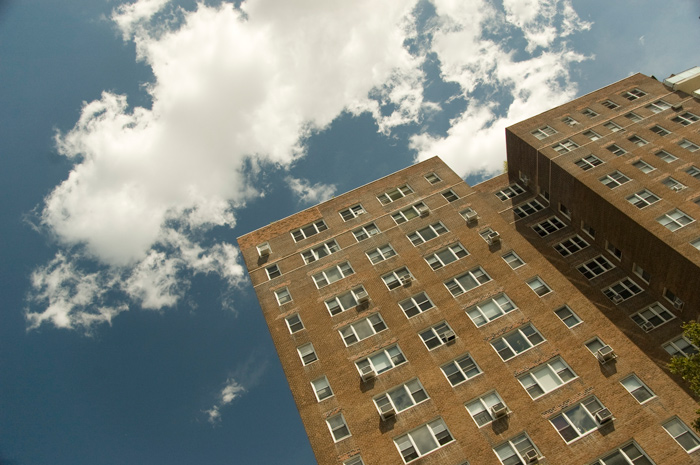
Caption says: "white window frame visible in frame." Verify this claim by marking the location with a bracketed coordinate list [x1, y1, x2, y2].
[626, 189, 660, 209]
[312, 376, 333, 401]
[339, 204, 366, 221]
[393, 418, 454, 463]
[382, 267, 412, 290]
[312, 261, 355, 288]
[325, 286, 367, 316]
[285, 314, 304, 333]
[326, 414, 350, 442]
[339, 313, 387, 346]
[425, 243, 468, 270]
[301, 239, 341, 264]
[663, 417, 700, 453]
[603, 277, 643, 303]
[378, 184, 413, 205]
[550, 396, 609, 443]
[352, 223, 380, 241]
[620, 375, 655, 404]
[298, 343, 318, 365]
[392, 202, 428, 224]
[496, 184, 525, 200]
[275, 287, 292, 305]
[527, 276, 552, 296]
[555, 305, 582, 328]
[444, 266, 491, 297]
[577, 255, 615, 279]
[419, 321, 456, 350]
[399, 292, 435, 318]
[374, 378, 429, 415]
[657, 209, 694, 231]
[441, 353, 482, 386]
[366, 243, 397, 264]
[631, 302, 674, 332]
[356, 345, 407, 376]
[291, 220, 328, 242]
[554, 235, 589, 256]
[467, 293, 517, 327]
[513, 199, 544, 219]
[532, 216, 566, 237]
[518, 357, 577, 399]
[407, 222, 449, 246]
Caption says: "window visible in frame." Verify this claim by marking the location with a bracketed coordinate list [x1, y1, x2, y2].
[628, 135, 648, 146]
[445, 267, 491, 296]
[650, 125, 671, 136]
[356, 345, 407, 375]
[285, 314, 304, 333]
[527, 277, 552, 296]
[590, 442, 655, 465]
[555, 305, 582, 328]
[374, 379, 429, 415]
[532, 216, 566, 237]
[325, 286, 367, 315]
[344, 456, 364, 465]
[513, 199, 544, 218]
[531, 125, 557, 139]
[326, 414, 350, 442]
[502, 251, 525, 269]
[441, 354, 481, 386]
[624, 112, 643, 122]
[393, 418, 453, 463]
[442, 189, 459, 202]
[298, 343, 317, 365]
[553, 139, 579, 153]
[646, 99, 671, 113]
[657, 209, 694, 231]
[392, 202, 428, 224]
[275, 287, 292, 305]
[631, 302, 675, 331]
[582, 107, 598, 118]
[339, 314, 386, 346]
[366, 244, 397, 264]
[607, 144, 626, 156]
[577, 255, 615, 279]
[382, 267, 412, 290]
[399, 292, 435, 318]
[672, 112, 700, 126]
[633, 263, 651, 283]
[425, 243, 468, 269]
[679, 139, 700, 152]
[633, 159, 655, 173]
[622, 88, 646, 100]
[353, 223, 380, 241]
[620, 375, 654, 403]
[663, 335, 699, 358]
[662, 177, 687, 191]
[603, 277, 643, 303]
[491, 324, 545, 360]
[466, 391, 507, 427]
[312, 262, 354, 288]
[601, 100, 619, 110]
[425, 172, 441, 184]
[339, 204, 366, 221]
[599, 171, 630, 188]
[407, 222, 448, 246]
[581, 221, 596, 239]
[583, 130, 601, 141]
[686, 166, 700, 179]
[312, 376, 333, 401]
[518, 357, 577, 399]
[606, 242, 622, 260]
[266, 264, 281, 279]
[301, 239, 340, 264]
[663, 417, 700, 453]
[494, 434, 539, 465]
[467, 293, 517, 327]
[420, 321, 456, 350]
[291, 220, 328, 242]
[378, 184, 413, 205]
[550, 396, 608, 443]
[562, 116, 578, 126]
[554, 235, 589, 256]
[604, 121, 624, 132]
[627, 189, 660, 208]
[496, 184, 525, 200]
[575, 155, 604, 171]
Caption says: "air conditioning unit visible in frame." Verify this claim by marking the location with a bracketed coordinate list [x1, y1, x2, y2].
[673, 298, 684, 310]
[379, 403, 396, 421]
[525, 449, 539, 463]
[441, 330, 456, 343]
[356, 290, 370, 304]
[597, 345, 616, 363]
[612, 295, 624, 304]
[641, 322, 654, 332]
[465, 211, 478, 224]
[360, 365, 376, 382]
[257, 243, 271, 257]
[487, 231, 501, 245]
[595, 408, 613, 424]
[491, 402, 508, 418]
[418, 205, 430, 217]
[401, 275, 413, 286]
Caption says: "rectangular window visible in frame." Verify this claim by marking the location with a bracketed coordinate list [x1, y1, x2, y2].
[604, 121, 624, 132]
[582, 108, 599, 118]
[466, 391, 507, 427]
[555, 305, 582, 328]
[356, 345, 406, 375]
[550, 396, 608, 443]
[392, 202, 428, 224]
[646, 100, 671, 113]
[679, 139, 700, 152]
[339, 313, 386, 346]
[399, 292, 435, 318]
[291, 220, 328, 242]
[532, 216, 566, 237]
[657, 209, 694, 231]
[285, 314, 304, 333]
[312, 262, 355, 288]
[442, 189, 459, 202]
[366, 244, 397, 264]
[583, 130, 601, 141]
[494, 434, 539, 465]
[393, 418, 454, 463]
[382, 267, 412, 290]
[326, 414, 350, 442]
[491, 324, 545, 360]
[467, 293, 517, 327]
[553, 139, 579, 153]
[301, 239, 340, 264]
[672, 112, 700, 126]
[441, 354, 481, 386]
[425, 172, 441, 184]
[628, 135, 648, 146]
[496, 184, 525, 200]
[312, 376, 333, 401]
[650, 125, 671, 136]
[627, 189, 660, 208]
[378, 184, 413, 205]
[527, 276, 552, 296]
[339, 204, 366, 221]
[518, 357, 577, 399]
[554, 235, 589, 256]
[577, 255, 615, 279]
[513, 199, 544, 218]
[600, 171, 630, 188]
[622, 88, 646, 100]
[562, 116, 578, 126]
[603, 277, 643, 303]
[445, 267, 491, 296]
[374, 379, 429, 415]
[606, 143, 626, 156]
[621, 375, 655, 403]
[275, 287, 292, 305]
[531, 125, 557, 139]
[298, 343, 318, 365]
[601, 100, 619, 110]
[266, 264, 281, 279]
[663, 336, 699, 358]
[325, 286, 368, 315]
[425, 243, 468, 269]
[407, 222, 448, 246]
[420, 321, 456, 350]
[632, 302, 674, 332]
[575, 155, 604, 170]
[589, 442, 654, 465]
[353, 223, 380, 242]
[502, 251, 525, 269]
[633, 159, 655, 173]
[624, 112, 643, 122]
[663, 417, 700, 453]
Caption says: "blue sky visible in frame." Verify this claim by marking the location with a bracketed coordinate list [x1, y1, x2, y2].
[1, 1, 699, 464]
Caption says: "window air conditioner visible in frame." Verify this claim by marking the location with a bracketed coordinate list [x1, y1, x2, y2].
[465, 211, 478, 224]
[673, 298, 684, 310]
[595, 408, 613, 424]
[491, 402, 508, 418]
[641, 322, 654, 332]
[258, 243, 271, 257]
[360, 365, 376, 382]
[379, 404, 396, 420]
[612, 295, 624, 304]
[487, 231, 501, 245]
[418, 204, 430, 217]
[597, 345, 616, 363]
[441, 330, 456, 343]
[525, 449, 539, 463]
[401, 275, 413, 286]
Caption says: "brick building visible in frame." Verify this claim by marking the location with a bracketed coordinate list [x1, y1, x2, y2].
[238, 69, 700, 465]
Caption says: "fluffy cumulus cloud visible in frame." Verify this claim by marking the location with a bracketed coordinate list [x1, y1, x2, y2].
[204, 378, 245, 424]
[28, 0, 592, 330]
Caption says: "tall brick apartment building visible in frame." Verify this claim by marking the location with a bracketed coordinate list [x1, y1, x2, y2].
[238, 68, 700, 465]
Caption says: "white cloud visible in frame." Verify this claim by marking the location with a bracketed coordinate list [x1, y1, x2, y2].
[204, 378, 245, 425]
[286, 177, 337, 205]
